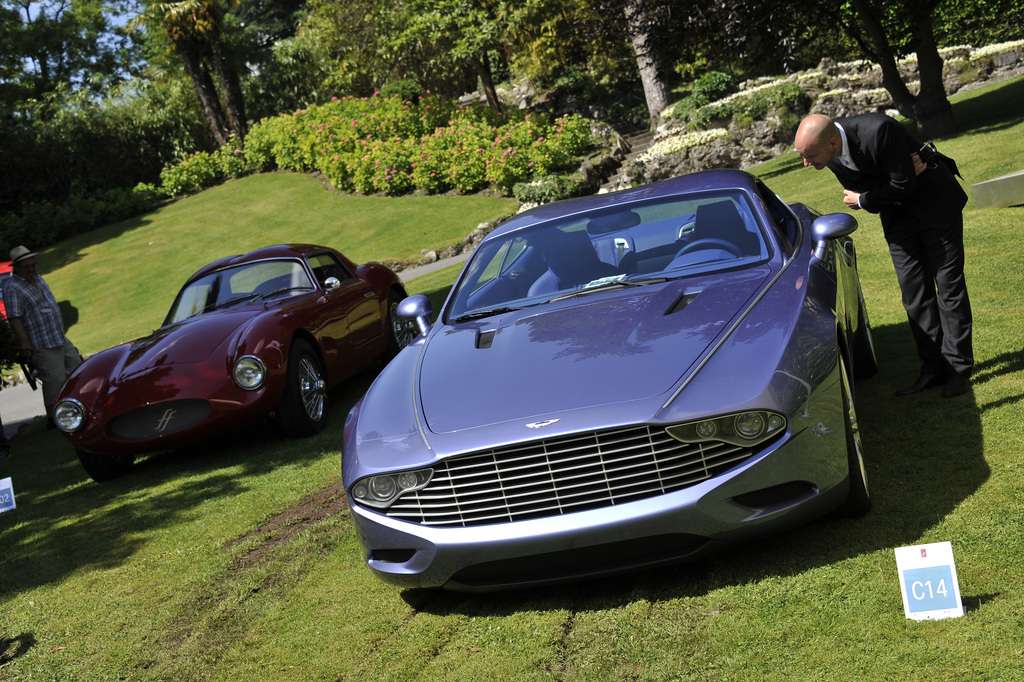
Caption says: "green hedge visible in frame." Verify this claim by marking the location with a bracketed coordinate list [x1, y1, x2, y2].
[240, 93, 593, 197]
[0, 184, 164, 250]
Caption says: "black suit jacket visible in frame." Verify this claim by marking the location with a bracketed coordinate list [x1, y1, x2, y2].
[828, 113, 967, 234]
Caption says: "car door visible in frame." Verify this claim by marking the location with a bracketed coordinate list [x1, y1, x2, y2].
[307, 252, 383, 372]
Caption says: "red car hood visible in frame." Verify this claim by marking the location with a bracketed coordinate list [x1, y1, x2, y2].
[112, 309, 255, 382]
[419, 270, 770, 434]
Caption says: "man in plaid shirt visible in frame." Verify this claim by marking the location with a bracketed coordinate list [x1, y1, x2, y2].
[5, 246, 83, 426]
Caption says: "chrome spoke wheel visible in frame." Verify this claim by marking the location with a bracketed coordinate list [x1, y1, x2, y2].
[298, 356, 326, 421]
[278, 339, 328, 437]
[390, 300, 417, 350]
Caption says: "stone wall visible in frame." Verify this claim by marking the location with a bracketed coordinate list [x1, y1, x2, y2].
[609, 43, 1024, 190]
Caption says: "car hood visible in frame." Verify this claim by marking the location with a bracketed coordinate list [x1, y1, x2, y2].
[113, 309, 256, 381]
[419, 269, 770, 434]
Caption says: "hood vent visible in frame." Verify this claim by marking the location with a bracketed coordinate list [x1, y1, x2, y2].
[476, 329, 497, 349]
[668, 291, 700, 315]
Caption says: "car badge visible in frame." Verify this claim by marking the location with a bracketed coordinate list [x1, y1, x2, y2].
[526, 419, 560, 429]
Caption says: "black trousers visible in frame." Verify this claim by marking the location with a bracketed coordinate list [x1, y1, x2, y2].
[885, 211, 973, 378]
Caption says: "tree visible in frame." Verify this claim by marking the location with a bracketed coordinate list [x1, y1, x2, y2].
[0, 0, 137, 109]
[622, 0, 671, 128]
[130, 0, 248, 145]
[400, 0, 535, 112]
[285, 0, 410, 98]
[837, 0, 957, 139]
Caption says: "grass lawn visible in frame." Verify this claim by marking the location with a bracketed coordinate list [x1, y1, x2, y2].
[1, 77, 1023, 680]
[45, 173, 517, 355]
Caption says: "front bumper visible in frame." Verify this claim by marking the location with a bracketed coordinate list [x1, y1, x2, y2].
[349, 410, 850, 591]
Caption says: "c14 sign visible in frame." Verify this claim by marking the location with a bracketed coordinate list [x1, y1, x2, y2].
[894, 541, 964, 620]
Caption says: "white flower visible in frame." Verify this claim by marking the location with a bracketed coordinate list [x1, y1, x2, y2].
[970, 40, 1024, 58]
[642, 129, 730, 161]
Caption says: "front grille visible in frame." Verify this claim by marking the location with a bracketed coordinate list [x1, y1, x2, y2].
[109, 400, 211, 440]
[386, 425, 761, 527]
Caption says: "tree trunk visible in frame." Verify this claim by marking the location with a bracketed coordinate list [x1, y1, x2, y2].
[848, 0, 915, 118]
[910, 14, 956, 139]
[207, 36, 249, 142]
[846, 0, 956, 138]
[472, 52, 502, 113]
[178, 46, 231, 147]
[623, 0, 671, 129]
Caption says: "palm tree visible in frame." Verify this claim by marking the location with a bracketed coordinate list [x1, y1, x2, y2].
[130, 0, 248, 146]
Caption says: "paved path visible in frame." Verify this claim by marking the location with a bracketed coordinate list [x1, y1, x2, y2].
[2, 381, 45, 441]
[398, 252, 470, 282]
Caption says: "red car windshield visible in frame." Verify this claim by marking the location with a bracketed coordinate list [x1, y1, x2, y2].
[166, 259, 315, 324]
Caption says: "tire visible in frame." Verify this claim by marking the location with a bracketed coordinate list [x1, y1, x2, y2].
[76, 448, 134, 482]
[277, 338, 328, 437]
[386, 289, 417, 357]
[836, 354, 872, 517]
[852, 286, 879, 379]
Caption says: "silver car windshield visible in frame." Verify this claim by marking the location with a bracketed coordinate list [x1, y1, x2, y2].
[449, 191, 769, 321]
[167, 259, 315, 324]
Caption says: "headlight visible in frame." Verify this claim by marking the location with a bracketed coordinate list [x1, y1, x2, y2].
[352, 469, 433, 509]
[666, 411, 786, 447]
[233, 355, 266, 390]
[54, 399, 87, 433]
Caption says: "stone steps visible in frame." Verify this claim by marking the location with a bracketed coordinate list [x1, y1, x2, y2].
[599, 130, 655, 193]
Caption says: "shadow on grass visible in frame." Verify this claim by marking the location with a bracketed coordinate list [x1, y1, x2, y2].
[950, 75, 1024, 131]
[408, 320, 992, 614]
[43, 211, 159, 274]
[0, 631, 35, 664]
[0, 366, 378, 598]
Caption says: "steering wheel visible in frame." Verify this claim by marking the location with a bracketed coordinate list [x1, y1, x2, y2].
[676, 238, 743, 258]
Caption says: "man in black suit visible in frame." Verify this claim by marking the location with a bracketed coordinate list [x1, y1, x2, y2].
[794, 113, 972, 398]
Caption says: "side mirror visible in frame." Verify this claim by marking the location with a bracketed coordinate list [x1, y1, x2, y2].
[811, 213, 859, 262]
[323, 276, 341, 293]
[397, 294, 434, 337]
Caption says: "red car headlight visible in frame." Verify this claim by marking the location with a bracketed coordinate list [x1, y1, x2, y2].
[54, 398, 87, 432]
[233, 355, 267, 390]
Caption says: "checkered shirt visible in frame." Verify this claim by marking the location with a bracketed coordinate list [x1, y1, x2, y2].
[4, 274, 68, 349]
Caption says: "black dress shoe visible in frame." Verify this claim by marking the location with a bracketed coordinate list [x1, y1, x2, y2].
[895, 373, 944, 397]
[942, 373, 970, 398]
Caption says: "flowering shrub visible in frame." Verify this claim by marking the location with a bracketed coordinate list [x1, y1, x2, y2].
[160, 151, 222, 197]
[513, 172, 589, 204]
[217, 137, 251, 179]
[159, 92, 594, 198]
[641, 129, 730, 161]
[235, 93, 594, 197]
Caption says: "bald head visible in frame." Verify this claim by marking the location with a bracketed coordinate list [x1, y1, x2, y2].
[795, 114, 841, 170]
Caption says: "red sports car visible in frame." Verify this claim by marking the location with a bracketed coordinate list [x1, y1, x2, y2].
[54, 244, 415, 481]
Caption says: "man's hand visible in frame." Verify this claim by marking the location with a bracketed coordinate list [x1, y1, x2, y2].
[843, 189, 861, 210]
[17, 348, 32, 364]
[911, 152, 926, 176]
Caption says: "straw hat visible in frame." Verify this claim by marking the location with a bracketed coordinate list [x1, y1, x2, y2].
[9, 245, 37, 264]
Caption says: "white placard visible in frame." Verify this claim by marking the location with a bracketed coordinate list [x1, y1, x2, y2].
[894, 541, 964, 620]
[0, 477, 15, 513]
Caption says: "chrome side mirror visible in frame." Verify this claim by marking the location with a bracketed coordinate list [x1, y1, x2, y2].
[323, 276, 341, 293]
[398, 294, 434, 337]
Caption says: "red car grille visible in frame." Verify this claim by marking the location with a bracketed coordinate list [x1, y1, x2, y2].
[385, 425, 759, 527]
[109, 400, 211, 440]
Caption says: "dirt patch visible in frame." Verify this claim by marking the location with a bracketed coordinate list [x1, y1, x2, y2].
[227, 479, 350, 571]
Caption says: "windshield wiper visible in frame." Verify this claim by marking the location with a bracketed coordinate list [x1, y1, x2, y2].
[544, 277, 659, 303]
[254, 285, 315, 300]
[453, 306, 522, 323]
[205, 293, 261, 312]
